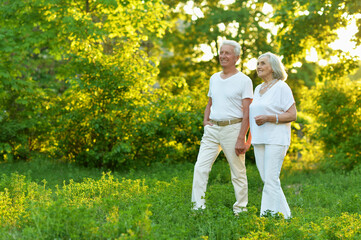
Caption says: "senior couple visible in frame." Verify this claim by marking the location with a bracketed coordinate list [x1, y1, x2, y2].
[191, 40, 297, 219]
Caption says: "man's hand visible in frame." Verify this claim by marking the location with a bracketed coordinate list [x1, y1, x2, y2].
[203, 120, 214, 127]
[235, 139, 250, 156]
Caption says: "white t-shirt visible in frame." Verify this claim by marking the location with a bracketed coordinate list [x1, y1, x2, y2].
[207, 71, 253, 121]
[249, 80, 295, 146]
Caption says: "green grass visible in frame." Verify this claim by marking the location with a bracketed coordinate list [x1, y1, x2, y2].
[0, 158, 361, 239]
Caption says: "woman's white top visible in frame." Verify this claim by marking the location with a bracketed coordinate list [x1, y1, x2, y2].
[208, 72, 253, 121]
[249, 80, 295, 146]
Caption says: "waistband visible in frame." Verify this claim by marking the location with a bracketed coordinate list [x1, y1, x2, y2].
[210, 118, 243, 126]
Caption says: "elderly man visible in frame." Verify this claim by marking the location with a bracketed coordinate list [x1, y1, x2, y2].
[191, 39, 253, 215]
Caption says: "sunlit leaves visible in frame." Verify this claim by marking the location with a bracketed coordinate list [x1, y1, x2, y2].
[44, 0, 172, 168]
[0, 0, 172, 166]
[159, 0, 275, 100]
[300, 78, 361, 170]
[271, 0, 359, 64]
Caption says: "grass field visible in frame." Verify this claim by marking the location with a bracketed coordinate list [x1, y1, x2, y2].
[1, 158, 361, 239]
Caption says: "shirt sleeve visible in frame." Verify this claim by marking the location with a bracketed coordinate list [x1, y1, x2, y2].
[242, 77, 254, 99]
[280, 83, 295, 111]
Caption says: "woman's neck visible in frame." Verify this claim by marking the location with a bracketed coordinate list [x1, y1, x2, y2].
[263, 75, 274, 83]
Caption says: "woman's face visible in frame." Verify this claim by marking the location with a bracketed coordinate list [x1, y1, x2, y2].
[257, 56, 273, 80]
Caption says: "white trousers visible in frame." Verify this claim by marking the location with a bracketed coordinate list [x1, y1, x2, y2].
[253, 144, 291, 219]
[191, 123, 248, 213]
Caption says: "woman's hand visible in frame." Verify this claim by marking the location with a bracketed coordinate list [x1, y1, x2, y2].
[254, 104, 297, 126]
[254, 115, 269, 126]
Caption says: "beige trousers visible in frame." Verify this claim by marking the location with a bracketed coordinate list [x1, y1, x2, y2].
[191, 122, 248, 213]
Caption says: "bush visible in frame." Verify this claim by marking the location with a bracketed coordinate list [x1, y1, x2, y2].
[52, 71, 204, 169]
[300, 78, 361, 170]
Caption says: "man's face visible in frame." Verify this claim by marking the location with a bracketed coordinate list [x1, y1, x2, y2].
[219, 45, 239, 68]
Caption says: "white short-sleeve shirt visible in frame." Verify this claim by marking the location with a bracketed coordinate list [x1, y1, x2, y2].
[249, 80, 295, 146]
[207, 72, 253, 121]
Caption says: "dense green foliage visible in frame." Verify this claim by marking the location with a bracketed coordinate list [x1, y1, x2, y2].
[0, 160, 361, 239]
[301, 78, 361, 170]
[0, 0, 360, 171]
[272, 0, 361, 64]
[0, 0, 204, 168]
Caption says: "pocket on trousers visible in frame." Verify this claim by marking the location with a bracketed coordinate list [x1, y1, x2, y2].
[203, 124, 214, 135]
[203, 124, 209, 132]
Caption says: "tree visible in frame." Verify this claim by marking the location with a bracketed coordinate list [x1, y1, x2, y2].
[159, 0, 276, 93]
[46, 0, 172, 168]
[271, 0, 360, 63]
[0, 0, 172, 167]
[0, 0, 59, 161]
[269, 0, 361, 169]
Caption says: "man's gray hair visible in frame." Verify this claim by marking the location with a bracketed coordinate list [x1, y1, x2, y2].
[258, 52, 288, 81]
[220, 40, 241, 57]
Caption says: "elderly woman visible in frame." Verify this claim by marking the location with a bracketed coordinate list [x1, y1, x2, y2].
[249, 52, 297, 219]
